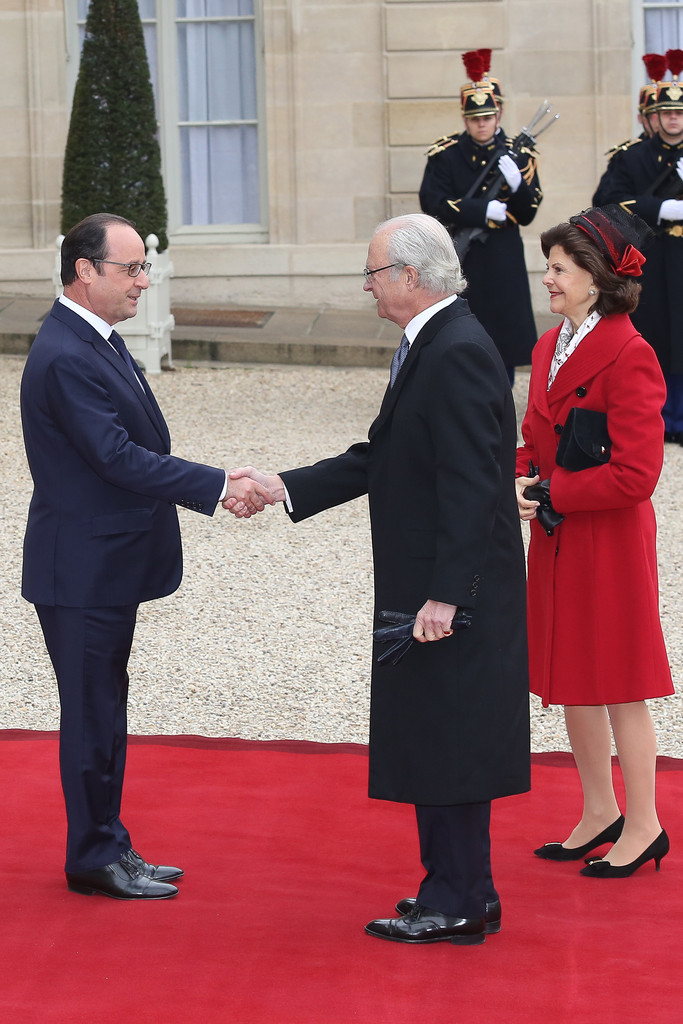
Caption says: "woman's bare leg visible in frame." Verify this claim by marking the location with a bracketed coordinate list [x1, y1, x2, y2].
[602, 701, 661, 866]
[560, 705, 622, 848]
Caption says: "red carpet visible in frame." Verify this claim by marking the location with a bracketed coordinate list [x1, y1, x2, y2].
[1, 731, 681, 1024]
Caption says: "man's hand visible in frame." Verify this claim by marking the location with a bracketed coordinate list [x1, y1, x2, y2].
[223, 466, 285, 518]
[222, 468, 277, 518]
[486, 199, 508, 223]
[516, 473, 540, 522]
[413, 599, 458, 643]
[659, 198, 683, 222]
[498, 153, 522, 193]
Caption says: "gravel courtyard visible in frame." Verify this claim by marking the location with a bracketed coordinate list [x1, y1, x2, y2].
[2, 355, 681, 754]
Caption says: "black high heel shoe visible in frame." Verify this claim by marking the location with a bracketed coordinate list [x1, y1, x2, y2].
[533, 815, 625, 861]
[580, 829, 670, 877]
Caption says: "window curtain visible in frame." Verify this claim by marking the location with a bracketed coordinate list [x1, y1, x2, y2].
[644, 2, 683, 62]
[177, 0, 260, 225]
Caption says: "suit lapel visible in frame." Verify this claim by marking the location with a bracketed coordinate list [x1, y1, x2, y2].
[369, 301, 468, 440]
[50, 301, 170, 447]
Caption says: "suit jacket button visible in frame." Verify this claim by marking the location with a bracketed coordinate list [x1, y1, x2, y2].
[554, 423, 563, 434]
[576, 386, 587, 397]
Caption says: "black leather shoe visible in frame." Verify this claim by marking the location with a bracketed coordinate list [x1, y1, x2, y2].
[66, 858, 179, 900]
[534, 815, 624, 861]
[123, 848, 184, 881]
[365, 904, 485, 945]
[395, 896, 501, 934]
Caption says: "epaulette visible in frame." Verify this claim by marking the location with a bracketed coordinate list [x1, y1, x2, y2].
[604, 137, 642, 159]
[425, 134, 459, 157]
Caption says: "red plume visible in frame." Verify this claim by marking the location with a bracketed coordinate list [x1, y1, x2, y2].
[462, 51, 485, 83]
[666, 49, 683, 78]
[477, 49, 492, 74]
[642, 53, 667, 82]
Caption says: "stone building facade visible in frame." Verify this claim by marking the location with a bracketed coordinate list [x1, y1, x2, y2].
[0, 1, 675, 314]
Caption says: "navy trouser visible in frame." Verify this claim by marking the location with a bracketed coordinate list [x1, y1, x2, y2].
[663, 372, 683, 434]
[36, 603, 138, 873]
[415, 801, 497, 919]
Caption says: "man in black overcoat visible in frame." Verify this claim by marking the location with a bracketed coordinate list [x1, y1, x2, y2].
[419, 72, 542, 382]
[227, 214, 530, 946]
[599, 79, 683, 439]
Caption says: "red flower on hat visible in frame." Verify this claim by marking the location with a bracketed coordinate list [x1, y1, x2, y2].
[614, 243, 645, 277]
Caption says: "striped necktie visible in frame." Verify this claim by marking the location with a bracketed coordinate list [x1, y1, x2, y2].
[389, 333, 410, 388]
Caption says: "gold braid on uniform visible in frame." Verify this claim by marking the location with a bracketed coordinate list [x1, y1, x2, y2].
[604, 137, 641, 160]
[507, 138, 538, 186]
[425, 135, 459, 157]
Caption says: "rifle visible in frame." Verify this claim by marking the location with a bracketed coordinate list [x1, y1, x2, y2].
[451, 101, 559, 261]
[645, 153, 683, 201]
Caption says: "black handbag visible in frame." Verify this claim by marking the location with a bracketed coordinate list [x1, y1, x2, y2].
[555, 407, 611, 471]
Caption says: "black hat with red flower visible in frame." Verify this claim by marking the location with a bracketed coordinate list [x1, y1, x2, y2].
[569, 206, 654, 278]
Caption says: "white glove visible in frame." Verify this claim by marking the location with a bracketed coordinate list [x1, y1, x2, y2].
[486, 200, 508, 223]
[677, 156, 683, 183]
[498, 154, 522, 193]
[659, 199, 683, 222]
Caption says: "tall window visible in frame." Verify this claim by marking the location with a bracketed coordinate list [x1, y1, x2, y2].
[642, 0, 683, 52]
[71, 1, 266, 240]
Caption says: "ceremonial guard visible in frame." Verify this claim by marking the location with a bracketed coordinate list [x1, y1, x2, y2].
[593, 54, 663, 206]
[419, 51, 543, 381]
[599, 49, 683, 439]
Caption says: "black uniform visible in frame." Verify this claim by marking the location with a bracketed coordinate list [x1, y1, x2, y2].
[592, 134, 647, 207]
[419, 129, 542, 371]
[600, 133, 683, 377]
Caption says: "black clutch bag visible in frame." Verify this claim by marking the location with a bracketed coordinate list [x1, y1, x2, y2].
[555, 407, 611, 471]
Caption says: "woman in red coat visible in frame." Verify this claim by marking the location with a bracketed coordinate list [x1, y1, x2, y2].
[516, 206, 674, 878]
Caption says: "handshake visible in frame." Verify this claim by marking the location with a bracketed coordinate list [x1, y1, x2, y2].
[223, 466, 286, 518]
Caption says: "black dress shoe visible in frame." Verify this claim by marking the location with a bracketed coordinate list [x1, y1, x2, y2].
[533, 815, 624, 861]
[664, 431, 680, 443]
[580, 829, 670, 878]
[123, 848, 184, 881]
[66, 858, 179, 900]
[395, 896, 501, 934]
[365, 904, 485, 945]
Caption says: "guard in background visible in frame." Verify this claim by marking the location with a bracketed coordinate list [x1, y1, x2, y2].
[593, 53, 663, 207]
[599, 49, 683, 441]
[419, 50, 543, 383]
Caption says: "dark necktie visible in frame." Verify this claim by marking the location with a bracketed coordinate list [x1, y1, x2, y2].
[389, 333, 410, 388]
[108, 329, 136, 371]
[109, 329, 143, 386]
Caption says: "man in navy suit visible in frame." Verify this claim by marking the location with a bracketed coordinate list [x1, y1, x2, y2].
[21, 213, 272, 900]
[227, 215, 530, 945]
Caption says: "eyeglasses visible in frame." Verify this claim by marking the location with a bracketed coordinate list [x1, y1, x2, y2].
[362, 263, 403, 280]
[92, 259, 152, 278]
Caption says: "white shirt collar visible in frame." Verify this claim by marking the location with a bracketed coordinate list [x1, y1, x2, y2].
[58, 293, 115, 341]
[404, 294, 459, 345]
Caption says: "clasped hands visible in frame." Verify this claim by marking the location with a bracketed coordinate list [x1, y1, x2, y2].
[223, 465, 285, 518]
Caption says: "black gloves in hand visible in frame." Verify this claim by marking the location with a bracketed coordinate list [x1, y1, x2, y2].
[373, 608, 473, 666]
[523, 477, 565, 537]
[373, 610, 414, 666]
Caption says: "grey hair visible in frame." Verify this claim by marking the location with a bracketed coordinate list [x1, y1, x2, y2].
[377, 214, 467, 295]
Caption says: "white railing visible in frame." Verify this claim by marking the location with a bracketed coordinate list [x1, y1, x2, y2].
[54, 233, 174, 374]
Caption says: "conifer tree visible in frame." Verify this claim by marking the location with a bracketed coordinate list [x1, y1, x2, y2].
[60, 0, 168, 251]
